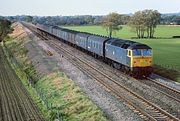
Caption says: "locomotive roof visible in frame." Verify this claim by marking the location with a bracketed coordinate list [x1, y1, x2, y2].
[106, 38, 151, 49]
[128, 43, 152, 49]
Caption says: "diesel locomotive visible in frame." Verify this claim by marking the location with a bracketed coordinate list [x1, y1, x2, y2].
[36, 24, 153, 77]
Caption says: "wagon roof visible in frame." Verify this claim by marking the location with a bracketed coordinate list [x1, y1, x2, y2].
[52, 26, 79, 34]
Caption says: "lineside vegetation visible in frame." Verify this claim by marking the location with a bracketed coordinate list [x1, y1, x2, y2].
[4, 23, 108, 121]
[0, 18, 13, 42]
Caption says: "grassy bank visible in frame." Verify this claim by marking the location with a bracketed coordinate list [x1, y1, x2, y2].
[3, 39, 49, 120]
[5, 33, 108, 120]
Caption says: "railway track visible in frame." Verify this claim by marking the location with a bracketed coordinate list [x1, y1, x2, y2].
[0, 45, 45, 121]
[24, 23, 180, 121]
[48, 37, 180, 121]
[104, 63, 180, 103]
[38, 25, 180, 104]
[38, 26, 180, 104]
[147, 77, 180, 102]
[110, 68, 180, 103]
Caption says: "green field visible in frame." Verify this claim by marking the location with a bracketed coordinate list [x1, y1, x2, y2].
[63, 25, 180, 70]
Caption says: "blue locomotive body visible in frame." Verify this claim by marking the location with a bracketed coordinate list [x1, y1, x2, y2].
[105, 40, 131, 67]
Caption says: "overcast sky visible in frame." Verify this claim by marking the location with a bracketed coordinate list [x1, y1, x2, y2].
[1, 0, 180, 16]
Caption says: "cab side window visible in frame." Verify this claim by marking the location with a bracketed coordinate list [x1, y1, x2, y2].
[128, 50, 131, 56]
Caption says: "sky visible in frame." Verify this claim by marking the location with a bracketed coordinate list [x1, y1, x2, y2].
[0, 0, 180, 16]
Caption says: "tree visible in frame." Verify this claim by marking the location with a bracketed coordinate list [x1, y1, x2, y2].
[128, 9, 161, 38]
[0, 19, 13, 42]
[128, 11, 146, 38]
[25, 16, 33, 22]
[84, 15, 95, 25]
[93, 16, 103, 25]
[173, 16, 180, 25]
[143, 10, 161, 38]
[101, 12, 123, 38]
[160, 15, 180, 25]
[120, 15, 130, 25]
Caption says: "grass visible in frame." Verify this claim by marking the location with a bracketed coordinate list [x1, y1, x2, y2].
[5, 33, 108, 120]
[4, 39, 49, 119]
[63, 25, 180, 81]
[36, 72, 107, 121]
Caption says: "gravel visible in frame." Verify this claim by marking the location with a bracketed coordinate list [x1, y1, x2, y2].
[43, 37, 180, 119]
[23, 24, 180, 120]
[151, 73, 180, 91]
[47, 36, 180, 118]
[38, 40, 144, 121]
[22, 28, 143, 121]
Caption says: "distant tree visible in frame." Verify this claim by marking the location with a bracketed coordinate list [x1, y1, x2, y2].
[173, 16, 180, 25]
[101, 12, 123, 38]
[128, 11, 147, 38]
[31, 16, 38, 25]
[47, 16, 53, 24]
[128, 9, 161, 38]
[143, 10, 161, 38]
[0, 19, 13, 42]
[25, 16, 33, 22]
[160, 16, 175, 24]
[7, 16, 15, 22]
[94, 16, 103, 25]
[160, 15, 180, 25]
[120, 15, 130, 25]
[84, 16, 95, 25]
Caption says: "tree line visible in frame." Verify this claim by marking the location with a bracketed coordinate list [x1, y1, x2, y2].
[6, 14, 130, 26]
[101, 10, 161, 38]
[128, 10, 161, 38]
[2, 10, 180, 39]
[161, 15, 180, 25]
[5, 12, 180, 26]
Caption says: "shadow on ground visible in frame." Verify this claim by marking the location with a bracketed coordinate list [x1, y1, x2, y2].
[153, 65, 180, 82]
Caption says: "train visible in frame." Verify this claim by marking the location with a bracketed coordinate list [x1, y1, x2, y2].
[36, 24, 153, 77]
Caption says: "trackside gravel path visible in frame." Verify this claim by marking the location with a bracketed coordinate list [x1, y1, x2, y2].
[0, 45, 45, 121]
